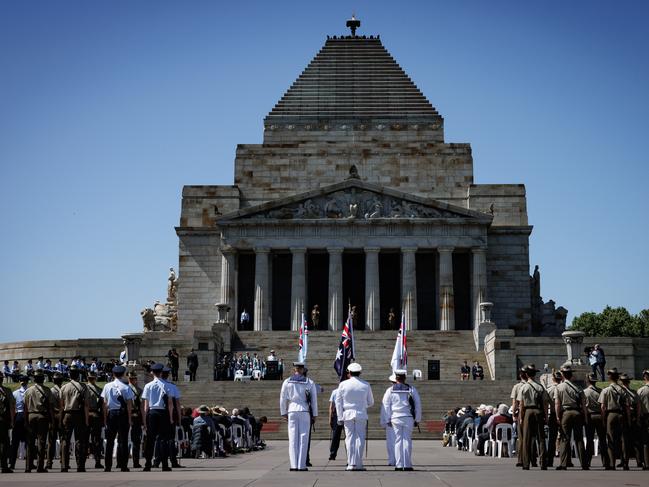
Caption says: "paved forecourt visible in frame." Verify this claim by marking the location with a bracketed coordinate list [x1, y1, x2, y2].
[0, 440, 646, 487]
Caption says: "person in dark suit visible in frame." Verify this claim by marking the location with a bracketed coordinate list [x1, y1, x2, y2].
[187, 350, 199, 381]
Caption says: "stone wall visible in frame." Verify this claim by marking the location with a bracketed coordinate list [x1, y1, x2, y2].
[486, 227, 533, 334]
[233, 141, 473, 207]
[0, 338, 123, 364]
[468, 184, 528, 227]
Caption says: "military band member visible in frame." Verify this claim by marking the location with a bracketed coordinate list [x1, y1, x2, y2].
[23, 370, 53, 472]
[279, 361, 317, 471]
[638, 369, 649, 470]
[554, 365, 587, 470]
[517, 364, 549, 470]
[9, 375, 28, 471]
[620, 373, 644, 468]
[335, 362, 374, 471]
[583, 372, 609, 469]
[0, 371, 14, 473]
[380, 373, 397, 466]
[598, 368, 630, 470]
[511, 367, 527, 466]
[142, 363, 173, 471]
[46, 372, 63, 470]
[86, 370, 104, 469]
[545, 371, 562, 467]
[101, 365, 134, 472]
[383, 369, 421, 471]
[59, 365, 89, 472]
[128, 371, 145, 468]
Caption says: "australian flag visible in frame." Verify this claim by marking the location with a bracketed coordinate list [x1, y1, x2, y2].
[333, 307, 355, 381]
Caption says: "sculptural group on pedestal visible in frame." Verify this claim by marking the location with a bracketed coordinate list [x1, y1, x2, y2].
[141, 267, 179, 332]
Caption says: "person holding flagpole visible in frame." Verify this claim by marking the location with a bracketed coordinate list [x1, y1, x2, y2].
[380, 372, 398, 466]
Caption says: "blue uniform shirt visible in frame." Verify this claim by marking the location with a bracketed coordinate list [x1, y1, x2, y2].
[101, 378, 135, 410]
[162, 379, 180, 400]
[142, 378, 169, 410]
[13, 386, 27, 413]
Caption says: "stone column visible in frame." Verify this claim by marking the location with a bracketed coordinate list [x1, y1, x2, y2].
[364, 247, 381, 331]
[290, 248, 307, 332]
[219, 247, 236, 310]
[328, 248, 344, 330]
[253, 248, 270, 331]
[438, 246, 455, 331]
[472, 247, 488, 329]
[401, 247, 418, 331]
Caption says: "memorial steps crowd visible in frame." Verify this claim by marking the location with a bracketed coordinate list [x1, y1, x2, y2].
[446, 365, 649, 472]
[0, 359, 268, 475]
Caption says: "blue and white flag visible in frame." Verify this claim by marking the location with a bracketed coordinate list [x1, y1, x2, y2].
[298, 313, 309, 363]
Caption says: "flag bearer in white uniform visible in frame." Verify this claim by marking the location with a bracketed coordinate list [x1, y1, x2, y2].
[336, 362, 374, 471]
[380, 373, 397, 466]
[383, 369, 422, 471]
[280, 361, 318, 471]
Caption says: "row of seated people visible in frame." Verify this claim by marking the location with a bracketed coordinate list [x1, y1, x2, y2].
[443, 404, 514, 457]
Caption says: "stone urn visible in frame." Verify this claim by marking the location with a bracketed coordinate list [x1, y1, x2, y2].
[561, 330, 586, 366]
[121, 332, 144, 365]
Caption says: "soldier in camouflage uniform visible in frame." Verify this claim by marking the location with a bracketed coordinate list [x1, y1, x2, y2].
[637, 369, 649, 470]
[545, 371, 561, 467]
[46, 372, 63, 470]
[554, 365, 587, 470]
[23, 370, 54, 472]
[0, 370, 15, 473]
[86, 370, 104, 469]
[510, 368, 527, 466]
[128, 371, 145, 468]
[583, 372, 609, 469]
[620, 373, 644, 468]
[517, 364, 549, 470]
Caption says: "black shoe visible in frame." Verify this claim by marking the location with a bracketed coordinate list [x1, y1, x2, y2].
[1, 468, 13, 473]
[604, 466, 615, 470]
[120, 467, 130, 472]
[104, 467, 111, 472]
[329, 456, 336, 461]
[161, 466, 172, 472]
[516, 462, 523, 467]
[555, 466, 566, 470]
[290, 468, 297, 471]
[395, 467, 403, 471]
[403, 467, 414, 471]
[24, 469, 32, 473]
[171, 463, 184, 468]
[133, 464, 142, 469]
[77, 468, 85, 473]
[306, 462, 312, 467]
[142, 466, 151, 472]
[298, 468, 309, 471]
[60, 468, 68, 473]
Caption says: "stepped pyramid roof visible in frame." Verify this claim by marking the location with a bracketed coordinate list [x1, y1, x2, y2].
[266, 35, 442, 124]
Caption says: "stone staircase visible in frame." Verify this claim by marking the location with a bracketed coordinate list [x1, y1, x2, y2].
[174, 330, 509, 440]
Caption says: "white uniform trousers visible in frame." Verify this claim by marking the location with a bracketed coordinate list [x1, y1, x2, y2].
[392, 416, 414, 468]
[343, 418, 367, 470]
[385, 425, 396, 466]
[287, 412, 310, 469]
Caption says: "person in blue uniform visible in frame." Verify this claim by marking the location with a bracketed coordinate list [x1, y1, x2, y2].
[9, 376, 28, 470]
[101, 365, 134, 472]
[142, 363, 174, 471]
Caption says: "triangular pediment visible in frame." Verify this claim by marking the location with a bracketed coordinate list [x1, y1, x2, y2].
[217, 180, 491, 224]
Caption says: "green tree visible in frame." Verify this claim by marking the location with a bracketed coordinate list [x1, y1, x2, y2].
[571, 311, 600, 335]
[571, 306, 648, 337]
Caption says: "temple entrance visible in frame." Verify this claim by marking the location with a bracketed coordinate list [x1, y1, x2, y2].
[271, 252, 292, 330]
[379, 251, 401, 330]
[342, 251, 365, 330]
[453, 252, 471, 330]
[237, 253, 255, 330]
[416, 252, 438, 329]
[306, 252, 329, 330]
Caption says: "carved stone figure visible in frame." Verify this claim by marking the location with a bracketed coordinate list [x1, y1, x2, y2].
[311, 304, 320, 330]
[141, 308, 156, 331]
[168, 267, 178, 302]
[348, 165, 360, 179]
[365, 199, 383, 219]
[325, 198, 342, 218]
[387, 307, 396, 329]
[348, 202, 358, 219]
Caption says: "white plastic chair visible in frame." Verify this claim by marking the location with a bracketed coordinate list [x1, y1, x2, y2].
[413, 369, 422, 381]
[231, 424, 244, 448]
[252, 369, 262, 380]
[234, 370, 244, 382]
[465, 424, 475, 452]
[492, 424, 514, 458]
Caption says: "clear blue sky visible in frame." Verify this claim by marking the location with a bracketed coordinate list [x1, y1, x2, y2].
[1, 1, 647, 342]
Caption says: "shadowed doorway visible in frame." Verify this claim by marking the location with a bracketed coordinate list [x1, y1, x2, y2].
[306, 252, 329, 330]
[342, 251, 365, 330]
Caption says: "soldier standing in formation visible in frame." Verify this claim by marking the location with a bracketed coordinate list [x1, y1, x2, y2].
[23, 370, 53, 472]
[510, 367, 527, 467]
[545, 371, 561, 467]
[554, 365, 587, 470]
[101, 365, 134, 472]
[59, 365, 88, 472]
[335, 362, 374, 471]
[620, 373, 644, 468]
[142, 363, 173, 471]
[46, 372, 63, 470]
[638, 369, 649, 469]
[583, 372, 609, 469]
[0, 371, 14, 473]
[382, 369, 421, 471]
[9, 375, 28, 470]
[598, 367, 630, 470]
[279, 361, 318, 471]
[128, 371, 144, 468]
[86, 370, 104, 469]
[518, 364, 549, 470]
[380, 373, 397, 466]
[328, 374, 346, 461]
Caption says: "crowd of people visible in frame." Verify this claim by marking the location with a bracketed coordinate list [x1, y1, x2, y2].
[214, 350, 284, 381]
[446, 364, 649, 472]
[0, 359, 267, 475]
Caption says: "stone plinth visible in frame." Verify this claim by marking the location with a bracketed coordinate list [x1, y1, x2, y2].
[562, 330, 586, 366]
[121, 333, 144, 365]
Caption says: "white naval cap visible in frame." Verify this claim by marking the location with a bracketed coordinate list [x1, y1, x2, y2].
[292, 361, 306, 367]
[347, 362, 362, 373]
[389, 373, 397, 382]
[394, 369, 407, 376]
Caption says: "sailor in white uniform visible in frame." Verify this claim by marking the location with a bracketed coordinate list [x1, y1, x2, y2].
[279, 361, 318, 471]
[335, 362, 374, 471]
[380, 373, 397, 466]
[382, 369, 422, 471]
